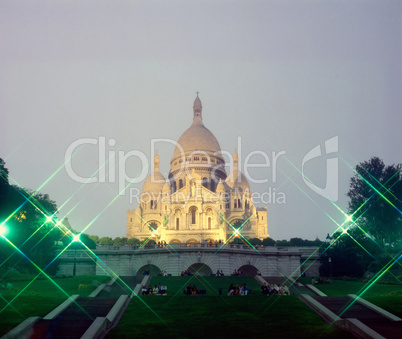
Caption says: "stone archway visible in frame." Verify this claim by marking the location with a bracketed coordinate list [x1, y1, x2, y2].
[187, 238, 198, 244]
[170, 239, 181, 244]
[238, 264, 259, 277]
[187, 263, 213, 276]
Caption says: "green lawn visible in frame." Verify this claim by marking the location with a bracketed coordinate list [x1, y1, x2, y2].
[149, 276, 262, 296]
[0, 275, 110, 336]
[0, 296, 64, 336]
[5, 275, 109, 298]
[297, 277, 402, 298]
[107, 295, 354, 338]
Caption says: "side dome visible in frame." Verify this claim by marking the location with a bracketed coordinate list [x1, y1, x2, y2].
[142, 171, 166, 193]
[142, 150, 165, 193]
[226, 171, 250, 191]
[226, 148, 249, 190]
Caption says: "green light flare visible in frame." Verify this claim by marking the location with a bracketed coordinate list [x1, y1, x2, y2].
[0, 224, 7, 236]
[72, 233, 81, 242]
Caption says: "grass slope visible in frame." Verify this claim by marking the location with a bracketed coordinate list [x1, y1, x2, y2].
[0, 275, 109, 336]
[108, 276, 353, 338]
[107, 295, 353, 338]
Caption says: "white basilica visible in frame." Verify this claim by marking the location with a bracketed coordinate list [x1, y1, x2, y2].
[127, 94, 268, 244]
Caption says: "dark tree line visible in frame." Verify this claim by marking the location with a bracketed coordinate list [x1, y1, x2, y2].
[320, 157, 401, 278]
[0, 158, 68, 274]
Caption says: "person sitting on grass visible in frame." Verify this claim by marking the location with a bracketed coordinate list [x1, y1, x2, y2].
[152, 285, 159, 295]
[234, 284, 240, 295]
[147, 285, 153, 294]
[242, 283, 250, 295]
[184, 284, 192, 295]
[261, 283, 268, 295]
[280, 285, 289, 295]
[191, 285, 198, 295]
[228, 283, 235, 295]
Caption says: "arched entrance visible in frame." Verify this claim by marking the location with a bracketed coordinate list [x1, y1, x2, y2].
[170, 239, 181, 244]
[238, 264, 259, 277]
[187, 238, 198, 244]
[137, 264, 161, 278]
[187, 263, 213, 276]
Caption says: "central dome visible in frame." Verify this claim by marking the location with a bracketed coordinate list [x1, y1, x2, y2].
[172, 94, 221, 160]
[172, 122, 221, 159]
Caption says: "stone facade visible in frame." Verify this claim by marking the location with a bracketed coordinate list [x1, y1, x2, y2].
[57, 245, 321, 277]
[127, 94, 268, 243]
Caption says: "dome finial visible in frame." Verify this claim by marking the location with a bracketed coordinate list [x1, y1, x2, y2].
[193, 92, 202, 122]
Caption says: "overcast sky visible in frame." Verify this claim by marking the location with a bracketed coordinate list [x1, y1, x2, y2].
[1, 0, 401, 241]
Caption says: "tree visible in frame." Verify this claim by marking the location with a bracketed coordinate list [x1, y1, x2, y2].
[127, 238, 141, 246]
[276, 240, 292, 246]
[262, 237, 276, 246]
[347, 157, 402, 247]
[319, 228, 379, 278]
[248, 238, 262, 246]
[98, 237, 113, 246]
[1, 185, 63, 274]
[113, 237, 128, 246]
[0, 158, 9, 220]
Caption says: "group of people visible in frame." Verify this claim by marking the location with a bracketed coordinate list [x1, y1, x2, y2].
[311, 277, 331, 285]
[157, 241, 167, 248]
[215, 270, 224, 276]
[160, 270, 168, 276]
[261, 282, 289, 296]
[180, 270, 193, 276]
[142, 283, 166, 295]
[231, 269, 243, 276]
[183, 284, 202, 295]
[227, 283, 251, 295]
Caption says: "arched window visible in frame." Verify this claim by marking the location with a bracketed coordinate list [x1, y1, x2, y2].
[150, 200, 154, 209]
[238, 199, 241, 209]
[234, 199, 237, 208]
[179, 179, 183, 189]
[172, 181, 177, 193]
[208, 217, 211, 230]
[202, 177, 208, 189]
[210, 180, 216, 192]
[176, 218, 180, 230]
[190, 207, 197, 224]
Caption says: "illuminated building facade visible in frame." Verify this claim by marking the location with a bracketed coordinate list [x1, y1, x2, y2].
[127, 94, 268, 243]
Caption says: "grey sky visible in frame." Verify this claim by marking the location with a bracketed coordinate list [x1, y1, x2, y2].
[1, 0, 401, 241]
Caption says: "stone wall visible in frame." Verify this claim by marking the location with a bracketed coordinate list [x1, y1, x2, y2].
[57, 245, 320, 278]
